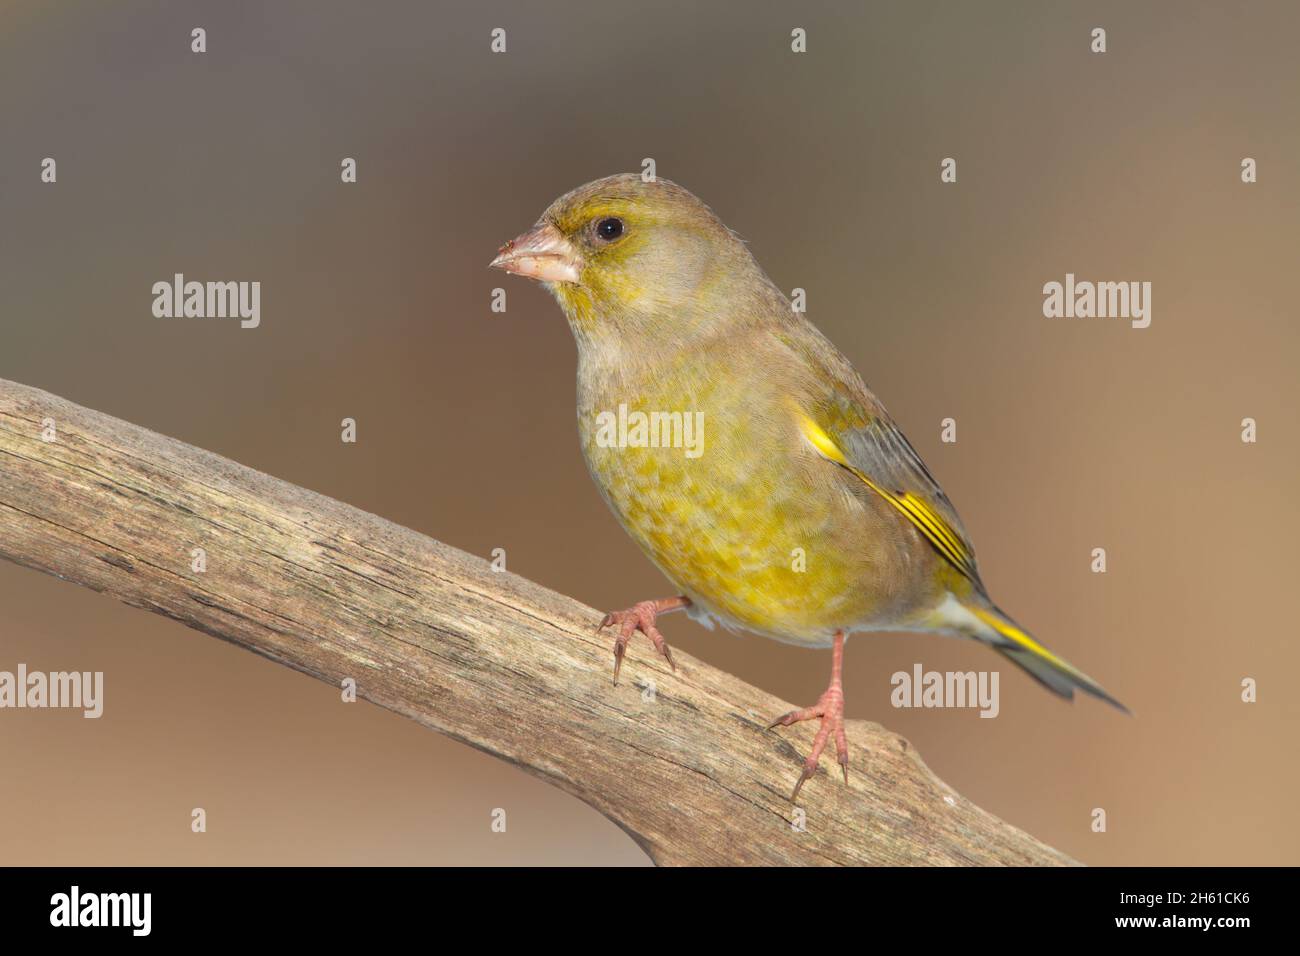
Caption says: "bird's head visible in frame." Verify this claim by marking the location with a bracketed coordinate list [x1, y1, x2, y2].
[490, 173, 774, 345]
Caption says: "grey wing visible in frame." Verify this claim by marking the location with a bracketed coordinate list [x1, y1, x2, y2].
[771, 319, 984, 584]
[807, 348, 984, 584]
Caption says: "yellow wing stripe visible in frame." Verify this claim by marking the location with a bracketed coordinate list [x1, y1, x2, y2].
[894, 494, 973, 575]
[800, 415, 849, 465]
[799, 415, 978, 580]
[898, 493, 966, 560]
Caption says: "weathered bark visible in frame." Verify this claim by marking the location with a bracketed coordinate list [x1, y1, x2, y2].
[0, 378, 1075, 866]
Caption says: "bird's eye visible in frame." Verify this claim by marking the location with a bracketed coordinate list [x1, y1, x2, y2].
[595, 217, 624, 242]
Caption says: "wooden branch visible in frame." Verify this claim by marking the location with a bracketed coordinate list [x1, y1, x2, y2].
[0, 377, 1075, 866]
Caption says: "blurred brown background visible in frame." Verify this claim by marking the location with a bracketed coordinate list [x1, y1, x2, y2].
[1, 0, 1296, 866]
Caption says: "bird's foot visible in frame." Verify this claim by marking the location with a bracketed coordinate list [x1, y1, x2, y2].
[597, 596, 688, 685]
[768, 680, 849, 802]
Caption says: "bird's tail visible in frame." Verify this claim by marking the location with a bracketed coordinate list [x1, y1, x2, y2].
[960, 601, 1129, 714]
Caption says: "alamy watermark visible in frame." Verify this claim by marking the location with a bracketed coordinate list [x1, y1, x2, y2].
[891, 664, 999, 718]
[50, 886, 150, 936]
[152, 273, 260, 328]
[593, 403, 705, 459]
[1043, 273, 1151, 329]
[0, 664, 103, 718]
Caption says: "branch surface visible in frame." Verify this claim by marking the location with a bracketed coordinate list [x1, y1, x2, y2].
[0, 378, 1075, 866]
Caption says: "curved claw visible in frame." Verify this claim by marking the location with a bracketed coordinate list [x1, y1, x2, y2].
[790, 762, 818, 802]
[767, 710, 797, 731]
[768, 684, 849, 802]
[612, 641, 627, 686]
[600, 598, 683, 685]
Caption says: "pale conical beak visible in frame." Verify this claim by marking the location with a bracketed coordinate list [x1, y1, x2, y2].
[489, 222, 582, 284]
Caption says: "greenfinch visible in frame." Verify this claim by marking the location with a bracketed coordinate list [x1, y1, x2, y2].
[491, 173, 1125, 800]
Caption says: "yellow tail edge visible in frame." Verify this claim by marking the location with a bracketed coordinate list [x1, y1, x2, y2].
[969, 604, 1130, 715]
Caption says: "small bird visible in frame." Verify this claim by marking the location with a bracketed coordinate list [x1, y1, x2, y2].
[491, 173, 1125, 800]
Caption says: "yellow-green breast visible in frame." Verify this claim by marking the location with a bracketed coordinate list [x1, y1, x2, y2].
[576, 336, 939, 646]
